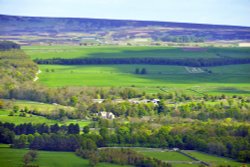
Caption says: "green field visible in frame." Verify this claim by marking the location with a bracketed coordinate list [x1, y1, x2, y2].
[0, 109, 57, 124]
[135, 148, 193, 161]
[0, 109, 91, 128]
[23, 46, 250, 59]
[0, 146, 247, 167]
[134, 148, 246, 167]
[0, 99, 92, 127]
[6, 99, 75, 114]
[37, 64, 250, 95]
[183, 150, 245, 167]
[135, 148, 200, 167]
[22, 45, 250, 95]
[0, 146, 132, 167]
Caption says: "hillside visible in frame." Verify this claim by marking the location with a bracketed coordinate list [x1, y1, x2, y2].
[1, 14, 250, 45]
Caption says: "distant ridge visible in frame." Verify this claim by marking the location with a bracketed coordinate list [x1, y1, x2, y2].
[1, 14, 250, 45]
[1, 14, 249, 29]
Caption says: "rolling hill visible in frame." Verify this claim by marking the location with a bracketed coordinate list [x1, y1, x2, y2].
[1, 14, 250, 45]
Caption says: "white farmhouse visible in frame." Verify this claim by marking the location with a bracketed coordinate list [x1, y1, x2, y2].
[99, 111, 115, 119]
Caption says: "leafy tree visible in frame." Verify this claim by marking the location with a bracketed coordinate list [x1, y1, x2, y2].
[157, 100, 167, 114]
[70, 96, 78, 106]
[50, 123, 60, 133]
[89, 152, 99, 167]
[140, 68, 147, 74]
[0, 100, 4, 109]
[135, 68, 140, 74]
[8, 111, 14, 116]
[23, 150, 38, 166]
[68, 123, 80, 134]
[13, 105, 19, 113]
[13, 134, 27, 148]
[23, 153, 32, 166]
[83, 126, 90, 134]
[0, 127, 15, 144]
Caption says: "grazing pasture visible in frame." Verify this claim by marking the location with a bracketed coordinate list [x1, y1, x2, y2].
[135, 148, 192, 161]
[0, 146, 131, 167]
[23, 46, 250, 60]
[8, 99, 75, 114]
[0, 109, 57, 125]
[133, 148, 245, 167]
[183, 150, 245, 167]
[22, 45, 250, 95]
[0, 100, 92, 127]
[37, 64, 250, 95]
[0, 109, 91, 127]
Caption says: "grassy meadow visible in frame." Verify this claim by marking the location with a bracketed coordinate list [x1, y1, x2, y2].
[10, 99, 75, 114]
[37, 64, 250, 95]
[0, 109, 91, 127]
[23, 45, 250, 59]
[183, 150, 245, 167]
[22, 45, 250, 95]
[0, 146, 244, 167]
[0, 100, 92, 127]
[0, 146, 132, 167]
[134, 148, 245, 167]
[0, 109, 57, 125]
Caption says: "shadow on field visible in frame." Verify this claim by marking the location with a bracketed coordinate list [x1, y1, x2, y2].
[80, 48, 250, 85]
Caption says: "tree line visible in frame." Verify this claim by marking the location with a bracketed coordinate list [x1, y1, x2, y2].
[1, 121, 249, 163]
[34, 57, 250, 67]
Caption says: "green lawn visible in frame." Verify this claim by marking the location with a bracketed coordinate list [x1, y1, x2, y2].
[0, 109, 57, 125]
[37, 64, 250, 95]
[1, 100, 90, 127]
[135, 148, 192, 161]
[134, 148, 246, 167]
[23, 46, 250, 60]
[183, 150, 245, 167]
[135, 148, 200, 167]
[22, 45, 250, 95]
[0, 146, 132, 167]
[0, 109, 91, 128]
[7, 99, 75, 115]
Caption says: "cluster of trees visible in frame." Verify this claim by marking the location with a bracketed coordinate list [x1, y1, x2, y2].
[23, 150, 38, 167]
[2, 120, 250, 163]
[88, 101, 156, 117]
[76, 148, 172, 167]
[0, 122, 80, 141]
[34, 57, 250, 67]
[87, 96, 249, 121]
[1, 82, 145, 108]
[134, 68, 147, 75]
[168, 99, 250, 121]
[10, 105, 77, 120]
[0, 50, 38, 103]
[0, 41, 20, 50]
[29, 133, 81, 151]
[3, 89, 248, 121]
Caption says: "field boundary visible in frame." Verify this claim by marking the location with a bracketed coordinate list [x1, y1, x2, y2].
[178, 150, 210, 166]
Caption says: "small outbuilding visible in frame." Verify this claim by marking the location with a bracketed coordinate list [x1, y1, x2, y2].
[98, 111, 115, 119]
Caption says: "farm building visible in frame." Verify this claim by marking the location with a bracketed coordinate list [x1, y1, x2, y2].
[98, 111, 115, 119]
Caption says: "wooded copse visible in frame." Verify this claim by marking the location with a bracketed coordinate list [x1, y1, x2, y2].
[1, 120, 250, 163]
[35, 57, 250, 67]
